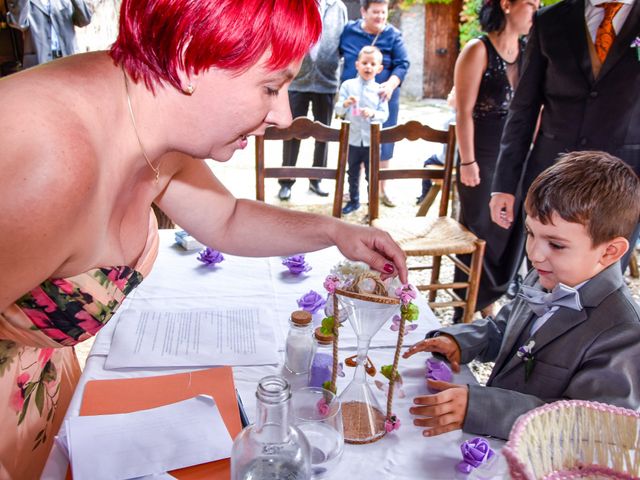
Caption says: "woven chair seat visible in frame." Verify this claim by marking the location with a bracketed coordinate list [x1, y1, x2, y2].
[373, 216, 478, 256]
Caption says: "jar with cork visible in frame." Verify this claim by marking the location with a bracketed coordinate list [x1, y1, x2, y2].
[284, 310, 315, 375]
[308, 328, 335, 389]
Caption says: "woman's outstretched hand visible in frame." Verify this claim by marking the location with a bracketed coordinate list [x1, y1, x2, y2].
[331, 223, 408, 284]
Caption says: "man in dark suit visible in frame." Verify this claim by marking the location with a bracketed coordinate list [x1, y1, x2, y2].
[489, 0, 640, 249]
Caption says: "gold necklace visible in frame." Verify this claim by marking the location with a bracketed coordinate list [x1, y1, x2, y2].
[122, 66, 160, 183]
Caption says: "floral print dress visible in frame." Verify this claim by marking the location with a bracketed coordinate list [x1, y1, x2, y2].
[0, 213, 159, 480]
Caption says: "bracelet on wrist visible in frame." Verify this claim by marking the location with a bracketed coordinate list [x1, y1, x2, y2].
[460, 160, 477, 166]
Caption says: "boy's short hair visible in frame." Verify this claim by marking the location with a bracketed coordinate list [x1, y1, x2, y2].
[525, 151, 640, 245]
[357, 45, 383, 63]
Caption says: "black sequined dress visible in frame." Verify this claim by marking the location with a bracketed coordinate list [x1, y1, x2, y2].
[455, 35, 527, 312]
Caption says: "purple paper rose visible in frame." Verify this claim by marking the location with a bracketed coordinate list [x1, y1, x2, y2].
[297, 290, 326, 314]
[426, 358, 453, 383]
[456, 437, 495, 474]
[282, 255, 312, 275]
[197, 247, 224, 266]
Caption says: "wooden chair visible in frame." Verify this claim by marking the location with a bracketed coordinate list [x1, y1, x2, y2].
[368, 121, 485, 323]
[255, 117, 350, 218]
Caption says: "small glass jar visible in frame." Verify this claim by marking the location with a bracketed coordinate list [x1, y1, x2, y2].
[309, 328, 334, 388]
[284, 310, 315, 375]
[231, 375, 311, 480]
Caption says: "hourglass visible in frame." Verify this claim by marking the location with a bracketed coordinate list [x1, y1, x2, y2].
[335, 288, 400, 444]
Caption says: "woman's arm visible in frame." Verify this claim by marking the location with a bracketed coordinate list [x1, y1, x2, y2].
[155, 155, 408, 281]
[453, 39, 487, 187]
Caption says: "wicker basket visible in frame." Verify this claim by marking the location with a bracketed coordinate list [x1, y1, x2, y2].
[503, 400, 640, 479]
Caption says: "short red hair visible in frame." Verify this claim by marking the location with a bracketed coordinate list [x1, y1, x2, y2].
[110, 0, 321, 92]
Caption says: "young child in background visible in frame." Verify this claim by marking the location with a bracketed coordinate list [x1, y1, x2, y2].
[334, 45, 389, 215]
[404, 151, 640, 440]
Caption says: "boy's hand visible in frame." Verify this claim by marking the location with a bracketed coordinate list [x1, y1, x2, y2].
[410, 380, 468, 437]
[344, 96, 357, 108]
[360, 107, 374, 118]
[403, 335, 461, 372]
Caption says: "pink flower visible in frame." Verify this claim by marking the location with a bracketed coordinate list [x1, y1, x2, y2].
[323, 275, 340, 294]
[107, 268, 129, 291]
[29, 287, 58, 313]
[51, 278, 75, 295]
[23, 308, 53, 330]
[17, 372, 30, 387]
[10, 389, 24, 412]
[395, 284, 417, 305]
[316, 398, 330, 417]
[74, 310, 103, 336]
[23, 308, 75, 345]
[38, 348, 54, 366]
[384, 415, 401, 432]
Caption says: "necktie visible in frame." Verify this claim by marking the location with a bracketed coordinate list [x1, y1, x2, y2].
[518, 283, 583, 317]
[595, 2, 624, 63]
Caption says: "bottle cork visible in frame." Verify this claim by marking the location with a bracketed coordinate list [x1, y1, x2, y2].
[314, 327, 334, 345]
[290, 310, 312, 325]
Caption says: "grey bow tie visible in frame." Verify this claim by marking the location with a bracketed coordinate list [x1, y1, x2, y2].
[518, 283, 583, 317]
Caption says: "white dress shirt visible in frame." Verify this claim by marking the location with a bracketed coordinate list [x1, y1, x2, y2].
[585, 0, 635, 42]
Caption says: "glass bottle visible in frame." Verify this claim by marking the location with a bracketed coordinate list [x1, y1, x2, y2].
[231, 375, 311, 480]
[284, 310, 315, 375]
[308, 328, 334, 389]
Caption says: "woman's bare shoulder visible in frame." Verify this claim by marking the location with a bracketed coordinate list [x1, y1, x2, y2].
[0, 89, 100, 310]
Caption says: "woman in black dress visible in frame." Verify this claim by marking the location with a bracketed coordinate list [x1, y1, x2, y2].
[453, 0, 539, 319]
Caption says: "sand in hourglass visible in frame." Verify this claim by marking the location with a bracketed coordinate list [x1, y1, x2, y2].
[341, 401, 386, 444]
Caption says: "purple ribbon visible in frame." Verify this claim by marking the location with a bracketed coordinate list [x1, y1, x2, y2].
[456, 437, 494, 474]
[282, 255, 311, 275]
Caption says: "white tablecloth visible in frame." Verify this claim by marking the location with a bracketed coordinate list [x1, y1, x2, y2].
[43, 230, 504, 479]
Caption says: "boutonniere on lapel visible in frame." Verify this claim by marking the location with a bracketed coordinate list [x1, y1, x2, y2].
[632, 36, 640, 61]
[516, 339, 535, 382]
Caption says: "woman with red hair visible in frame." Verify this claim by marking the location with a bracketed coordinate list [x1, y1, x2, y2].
[0, 1, 408, 477]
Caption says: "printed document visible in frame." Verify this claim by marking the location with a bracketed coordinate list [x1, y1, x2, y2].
[106, 308, 279, 369]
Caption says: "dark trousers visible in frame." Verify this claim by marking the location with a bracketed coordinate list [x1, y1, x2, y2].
[280, 91, 334, 188]
[347, 145, 370, 204]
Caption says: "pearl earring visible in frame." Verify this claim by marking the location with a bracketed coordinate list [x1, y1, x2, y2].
[183, 83, 195, 95]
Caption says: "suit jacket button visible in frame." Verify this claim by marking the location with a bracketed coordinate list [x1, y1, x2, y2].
[580, 137, 588, 146]
[589, 91, 598, 98]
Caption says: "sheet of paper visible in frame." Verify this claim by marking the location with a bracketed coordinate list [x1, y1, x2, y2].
[105, 308, 279, 369]
[67, 395, 232, 480]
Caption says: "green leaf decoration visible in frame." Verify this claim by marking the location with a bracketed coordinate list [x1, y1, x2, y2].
[401, 303, 419, 322]
[320, 316, 335, 335]
[322, 381, 336, 394]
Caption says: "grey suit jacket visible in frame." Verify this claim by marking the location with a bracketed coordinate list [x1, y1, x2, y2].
[433, 264, 640, 439]
[7, 0, 92, 67]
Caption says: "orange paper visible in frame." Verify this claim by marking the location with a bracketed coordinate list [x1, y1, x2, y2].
[73, 367, 242, 479]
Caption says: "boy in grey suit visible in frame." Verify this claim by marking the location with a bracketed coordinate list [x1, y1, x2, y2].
[404, 151, 640, 440]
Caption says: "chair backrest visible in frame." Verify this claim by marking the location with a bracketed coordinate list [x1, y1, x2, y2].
[368, 120, 456, 225]
[255, 117, 350, 218]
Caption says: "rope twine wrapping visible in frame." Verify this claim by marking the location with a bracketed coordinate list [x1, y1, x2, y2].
[330, 293, 340, 393]
[503, 400, 640, 479]
[386, 314, 405, 419]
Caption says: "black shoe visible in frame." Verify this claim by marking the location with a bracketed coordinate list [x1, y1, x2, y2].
[342, 202, 361, 215]
[278, 185, 291, 201]
[506, 274, 523, 299]
[309, 182, 329, 197]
